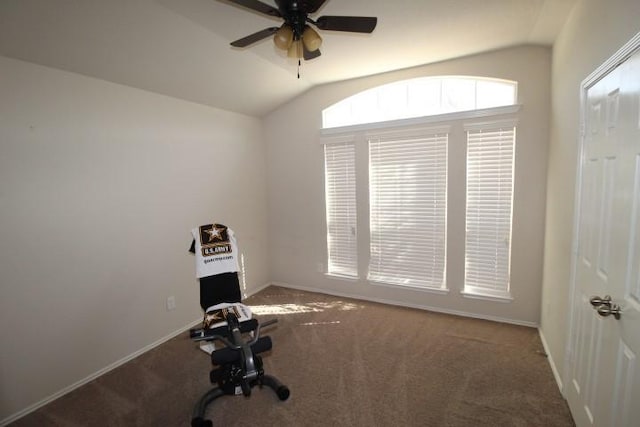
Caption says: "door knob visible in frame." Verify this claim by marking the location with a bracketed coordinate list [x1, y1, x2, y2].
[596, 303, 622, 320]
[590, 295, 612, 307]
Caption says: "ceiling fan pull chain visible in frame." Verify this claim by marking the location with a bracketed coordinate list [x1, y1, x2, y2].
[297, 59, 301, 79]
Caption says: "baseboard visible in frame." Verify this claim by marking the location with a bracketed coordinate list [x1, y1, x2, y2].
[2, 281, 272, 427]
[270, 281, 539, 328]
[1, 317, 203, 427]
[538, 328, 564, 393]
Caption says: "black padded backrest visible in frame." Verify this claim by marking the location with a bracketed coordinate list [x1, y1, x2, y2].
[199, 271, 242, 310]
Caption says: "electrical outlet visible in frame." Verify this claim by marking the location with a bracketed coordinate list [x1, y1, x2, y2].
[166, 296, 176, 311]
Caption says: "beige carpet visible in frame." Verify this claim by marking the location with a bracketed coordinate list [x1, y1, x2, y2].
[11, 286, 575, 426]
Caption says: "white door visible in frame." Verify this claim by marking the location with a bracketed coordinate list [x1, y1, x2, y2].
[565, 42, 640, 427]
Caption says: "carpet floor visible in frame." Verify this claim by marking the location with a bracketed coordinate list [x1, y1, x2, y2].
[11, 286, 575, 426]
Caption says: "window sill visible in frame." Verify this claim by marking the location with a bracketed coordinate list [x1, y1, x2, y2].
[324, 272, 359, 282]
[369, 280, 450, 295]
[460, 291, 513, 303]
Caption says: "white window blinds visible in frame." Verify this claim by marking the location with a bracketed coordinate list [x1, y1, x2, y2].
[464, 125, 516, 298]
[324, 142, 358, 277]
[368, 132, 448, 289]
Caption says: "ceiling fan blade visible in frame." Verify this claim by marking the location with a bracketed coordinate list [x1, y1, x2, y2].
[302, 0, 328, 14]
[303, 45, 321, 60]
[315, 16, 377, 33]
[230, 27, 279, 47]
[226, 0, 281, 18]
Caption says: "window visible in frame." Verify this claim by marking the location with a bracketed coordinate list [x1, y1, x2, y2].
[324, 141, 358, 277]
[322, 75, 520, 300]
[463, 123, 516, 298]
[368, 131, 448, 289]
[323, 76, 517, 129]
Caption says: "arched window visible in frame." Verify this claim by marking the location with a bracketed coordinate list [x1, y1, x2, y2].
[322, 76, 517, 129]
[323, 75, 519, 301]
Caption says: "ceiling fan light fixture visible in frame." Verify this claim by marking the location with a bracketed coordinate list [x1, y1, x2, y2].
[302, 26, 322, 52]
[287, 39, 303, 59]
[225, 0, 377, 67]
[273, 24, 293, 50]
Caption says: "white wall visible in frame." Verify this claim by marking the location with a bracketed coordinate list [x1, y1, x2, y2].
[541, 0, 640, 388]
[0, 56, 268, 421]
[264, 45, 550, 326]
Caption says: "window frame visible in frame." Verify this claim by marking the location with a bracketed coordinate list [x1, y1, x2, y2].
[321, 99, 521, 300]
[322, 135, 359, 279]
[461, 119, 518, 301]
[366, 125, 450, 291]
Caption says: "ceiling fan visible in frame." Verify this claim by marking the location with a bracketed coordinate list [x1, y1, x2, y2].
[224, 0, 377, 61]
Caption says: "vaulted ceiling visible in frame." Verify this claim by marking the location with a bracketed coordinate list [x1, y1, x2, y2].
[0, 0, 576, 117]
